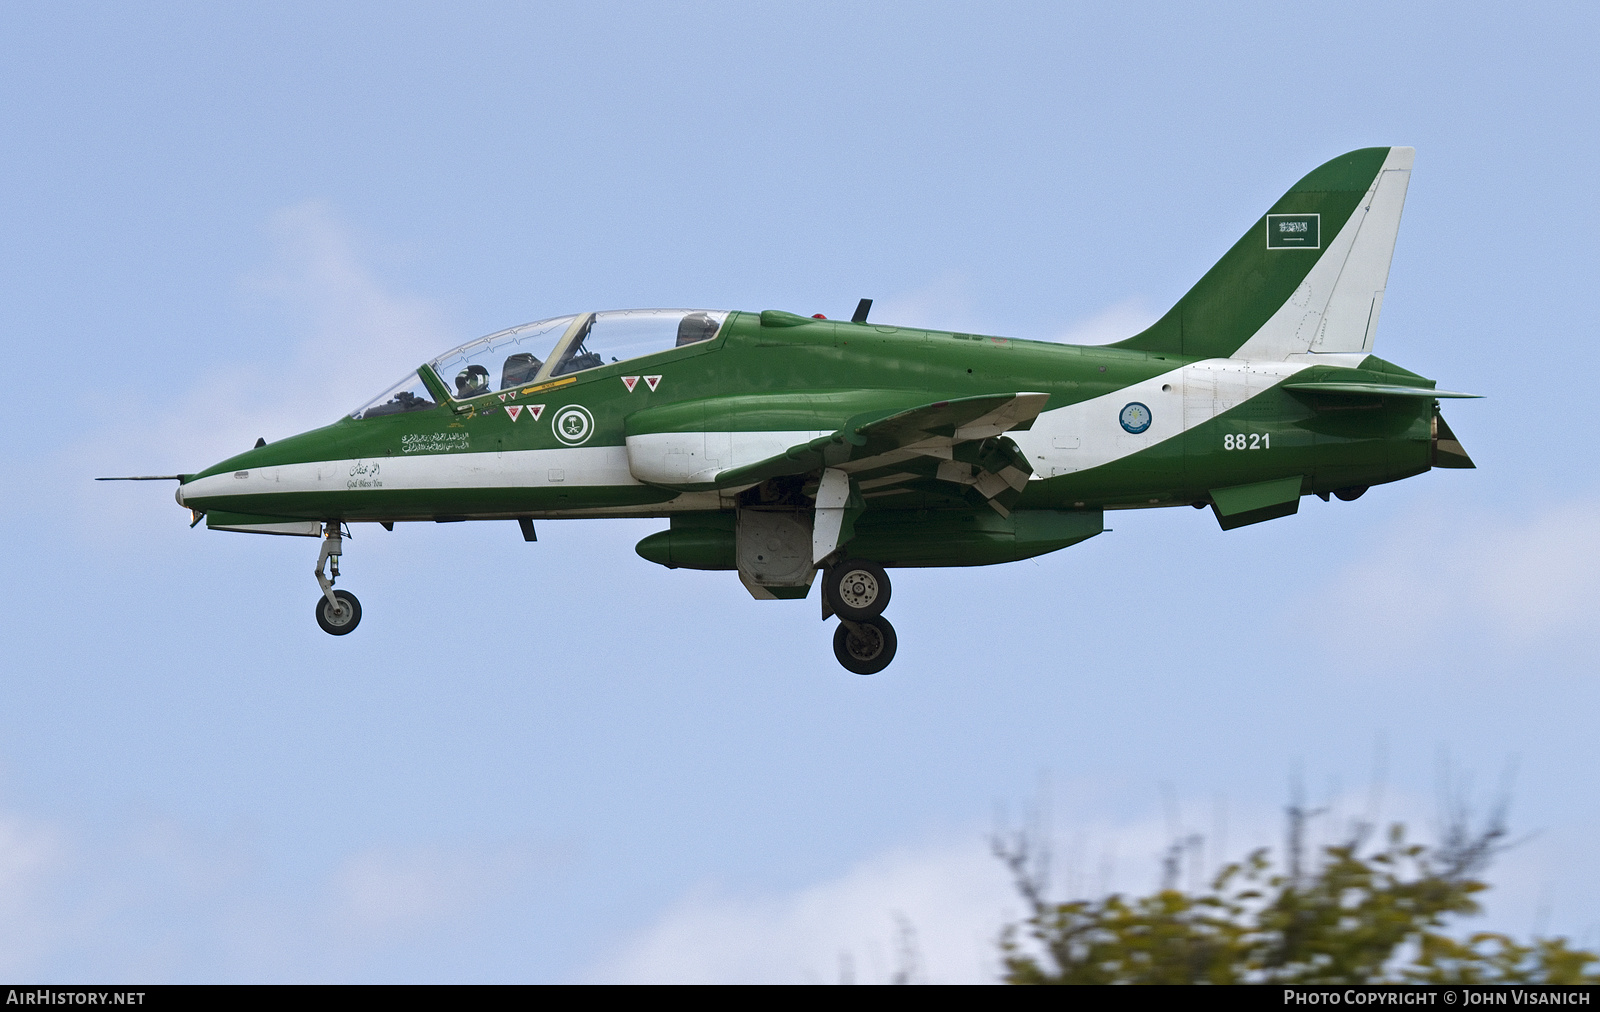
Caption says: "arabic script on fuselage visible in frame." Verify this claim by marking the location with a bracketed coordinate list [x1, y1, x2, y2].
[401, 432, 470, 454]
[346, 460, 383, 489]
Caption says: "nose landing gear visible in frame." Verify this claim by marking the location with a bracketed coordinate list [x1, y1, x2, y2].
[313, 522, 361, 635]
[823, 558, 896, 674]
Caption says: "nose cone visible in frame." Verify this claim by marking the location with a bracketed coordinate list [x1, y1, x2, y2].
[179, 443, 275, 514]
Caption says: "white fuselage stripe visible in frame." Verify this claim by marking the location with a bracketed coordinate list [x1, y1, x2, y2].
[1012, 360, 1311, 479]
[181, 431, 827, 502]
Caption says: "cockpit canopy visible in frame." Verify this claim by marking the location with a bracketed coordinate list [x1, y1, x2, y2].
[352, 308, 727, 419]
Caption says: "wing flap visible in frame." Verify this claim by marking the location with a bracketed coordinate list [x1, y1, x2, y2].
[713, 392, 1048, 515]
[714, 393, 1047, 487]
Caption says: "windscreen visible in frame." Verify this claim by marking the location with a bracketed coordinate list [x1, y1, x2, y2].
[351, 371, 438, 420]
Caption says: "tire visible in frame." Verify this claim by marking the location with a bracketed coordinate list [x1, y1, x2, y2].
[833, 616, 898, 675]
[1334, 486, 1368, 501]
[315, 590, 362, 635]
[824, 558, 891, 621]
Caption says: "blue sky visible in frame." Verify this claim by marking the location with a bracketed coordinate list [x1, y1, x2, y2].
[1, 1, 1597, 982]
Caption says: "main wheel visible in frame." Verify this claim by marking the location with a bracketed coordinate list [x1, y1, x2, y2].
[824, 558, 891, 620]
[1334, 486, 1368, 501]
[315, 589, 362, 635]
[833, 616, 898, 675]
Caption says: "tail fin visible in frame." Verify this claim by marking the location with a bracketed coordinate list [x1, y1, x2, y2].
[1115, 147, 1413, 361]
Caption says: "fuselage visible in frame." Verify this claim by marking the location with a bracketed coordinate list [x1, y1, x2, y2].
[178, 308, 1435, 530]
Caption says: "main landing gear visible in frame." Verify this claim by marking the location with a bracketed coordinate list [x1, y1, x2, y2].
[314, 522, 361, 635]
[823, 558, 897, 675]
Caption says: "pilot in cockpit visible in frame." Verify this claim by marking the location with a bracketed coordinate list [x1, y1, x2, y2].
[455, 365, 490, 399]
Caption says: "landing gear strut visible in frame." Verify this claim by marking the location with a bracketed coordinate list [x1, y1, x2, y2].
[314, 522, 361, 635]
[824, 558, 896, 674]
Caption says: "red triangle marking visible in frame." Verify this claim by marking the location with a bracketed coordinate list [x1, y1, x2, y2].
[622, 376, 639, 392]
[528, 404, 545, 421]
[506, 405, 523, 421]
[498, 393, 507, 402]
[644, 375, 661, 392]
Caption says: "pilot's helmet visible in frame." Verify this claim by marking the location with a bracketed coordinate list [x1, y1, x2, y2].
[455, 365, 490, 397]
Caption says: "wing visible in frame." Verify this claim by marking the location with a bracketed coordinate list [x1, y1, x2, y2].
[716, 392, 1048, 516]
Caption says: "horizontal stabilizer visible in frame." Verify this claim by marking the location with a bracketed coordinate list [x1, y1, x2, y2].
[95, 475, 186, 481]
[1282, 382, 1479, 399]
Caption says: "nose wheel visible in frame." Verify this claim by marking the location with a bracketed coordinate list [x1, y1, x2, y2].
[823, 558, 897, 673]
[313, 521, 362, 635]
[315, 589, 362, 635]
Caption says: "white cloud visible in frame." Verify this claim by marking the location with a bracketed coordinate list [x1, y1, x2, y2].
[66, 202, 458, 535]
[76, 203, 455, 480]
[0, 813, 70, 976]
[0, 799, 544, 981]
[1050, 298, 1159, 346]
[590, 838, 1014, 984]
[328, 842, 535, 944]
[871, 273, 981, 333]
[245, 202, 452, 427]
[873, 281, 1158, 347]
[1316, 496, 1600, 655]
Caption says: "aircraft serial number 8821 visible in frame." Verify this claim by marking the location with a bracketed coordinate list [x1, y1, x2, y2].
[106, 147, 1476, 674]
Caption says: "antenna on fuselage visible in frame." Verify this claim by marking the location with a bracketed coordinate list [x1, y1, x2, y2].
[852, 299, 873, 323]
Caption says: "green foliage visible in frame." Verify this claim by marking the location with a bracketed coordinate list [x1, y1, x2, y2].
[996, 822, 1599, 985]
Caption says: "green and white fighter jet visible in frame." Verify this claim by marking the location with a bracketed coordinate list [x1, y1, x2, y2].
[109, 146, 1475, 673]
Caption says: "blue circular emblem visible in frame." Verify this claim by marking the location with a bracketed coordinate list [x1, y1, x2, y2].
[1119, 402, 1152, 434]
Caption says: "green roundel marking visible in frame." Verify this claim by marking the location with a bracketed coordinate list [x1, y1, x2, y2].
[552, 405, 594, 445]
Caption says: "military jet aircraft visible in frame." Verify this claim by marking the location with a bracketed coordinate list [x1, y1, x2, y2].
[105, 146, 1474, 673]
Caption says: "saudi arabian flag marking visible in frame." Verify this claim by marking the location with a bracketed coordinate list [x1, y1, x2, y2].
[1267, 213, 1319, 249]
